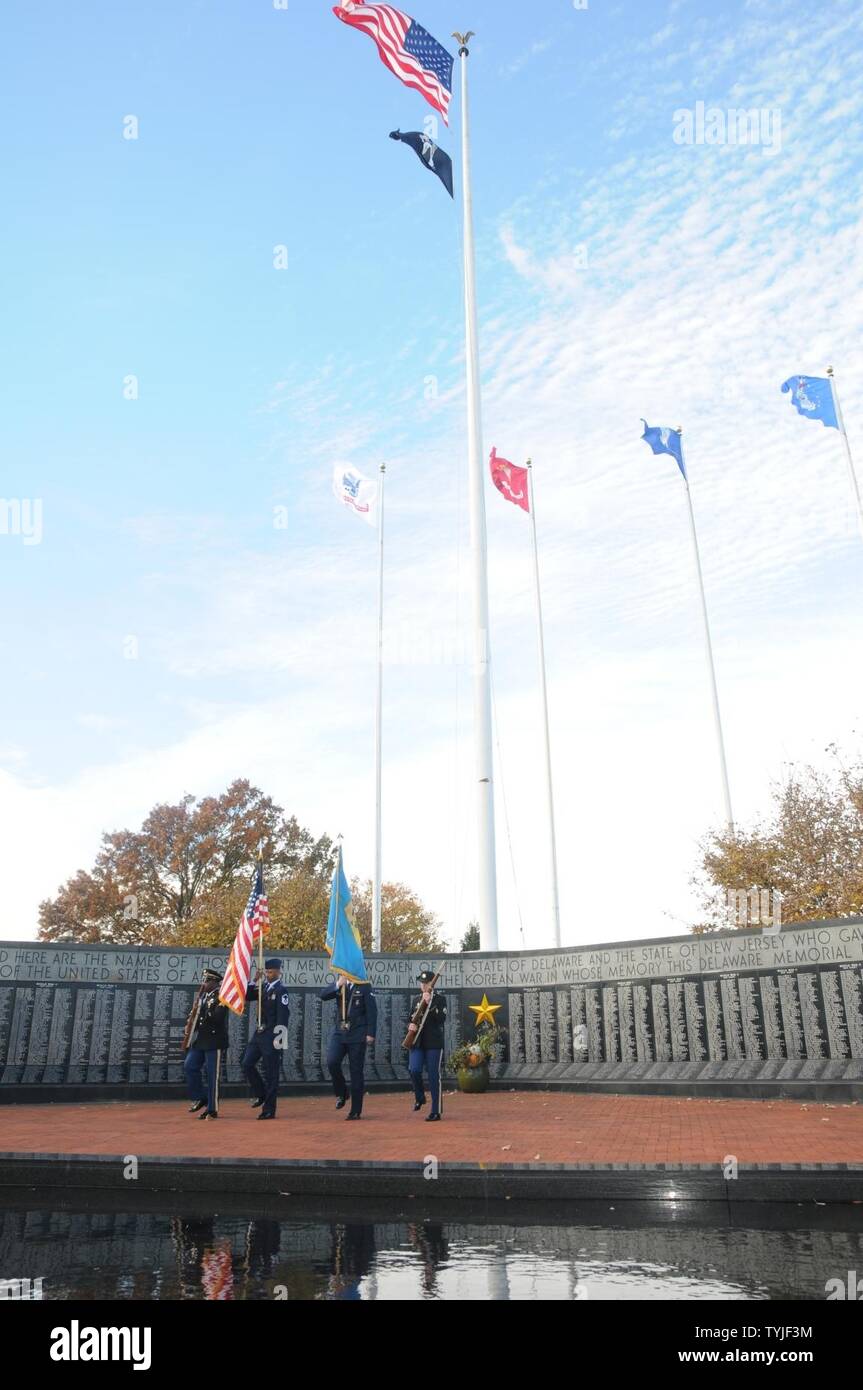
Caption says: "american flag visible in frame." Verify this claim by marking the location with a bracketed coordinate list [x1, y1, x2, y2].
[219, 863, 270, 1016]
[201, 1243, 234, 1301]
[333, 1, 453, 125]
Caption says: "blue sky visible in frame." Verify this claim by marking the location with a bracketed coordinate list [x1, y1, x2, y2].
[2, 0, 862, 945]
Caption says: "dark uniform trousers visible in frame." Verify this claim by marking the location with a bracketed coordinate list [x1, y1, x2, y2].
[184, 989, 229, 1113]
[184, 1047, 223, 1113]
[407, 992, 447, 1114]
[243, 980, 291, 1117]
[321, 983, 378, 1116]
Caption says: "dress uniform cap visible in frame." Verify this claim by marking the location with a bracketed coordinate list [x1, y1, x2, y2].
[264, 958, 283, 970]
[417, 970, 436, 984]
[203, 968, 223, 982]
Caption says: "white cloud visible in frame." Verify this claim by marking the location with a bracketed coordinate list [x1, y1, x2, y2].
[76, 714, 127, 733]
[499, 39, 552, 79]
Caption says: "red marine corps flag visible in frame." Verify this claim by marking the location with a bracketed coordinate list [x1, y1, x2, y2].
[489, 447, 530, 512]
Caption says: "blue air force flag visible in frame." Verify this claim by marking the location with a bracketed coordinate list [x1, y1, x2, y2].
[325, 845, 368, 984]
[389, 129, 453, 197]
[333, 464, 378, 527]
[641, 420, 687, 480]
[780, 375, 838, 430]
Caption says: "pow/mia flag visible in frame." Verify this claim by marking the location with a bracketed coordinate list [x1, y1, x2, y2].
[388, 129, 453, 198]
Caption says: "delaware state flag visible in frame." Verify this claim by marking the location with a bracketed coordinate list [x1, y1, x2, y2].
[326, 845, 368, 984]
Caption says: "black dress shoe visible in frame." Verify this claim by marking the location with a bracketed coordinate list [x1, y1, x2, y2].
[345, 1112, 361, 1120]
[335, 1097, 348, 1110]
[250, 1097, 265, 1108]
[425, 1112, 441, 1122]
[188, 1100, 206, 1113]
[199, 1109, 218, 1120]
[413, 1099, 426, 1111]
[257, 1112, 275, 1120]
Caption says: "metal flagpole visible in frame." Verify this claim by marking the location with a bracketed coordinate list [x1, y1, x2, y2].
[453, 29, 499, 950]
[827, 367, 863, 543]
[372, 464, 385, 953]
[256, 843, 264, 1029]
[678, 431, 734, 833]
[335, 840, 346, 1028]
[525, 461, 561, 948]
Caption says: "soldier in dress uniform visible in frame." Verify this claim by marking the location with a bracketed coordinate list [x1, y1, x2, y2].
[406, 970, 447, 1121]
[242, 958, 291, 1120]
[319, 974, 377, 1119]
[183, 967, 229, 1120]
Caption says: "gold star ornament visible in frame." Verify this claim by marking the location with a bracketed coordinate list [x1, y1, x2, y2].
[468, 993, 502, 1027]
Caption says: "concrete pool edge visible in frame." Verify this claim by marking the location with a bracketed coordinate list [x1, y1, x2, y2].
[1, 1153, 861, 1202]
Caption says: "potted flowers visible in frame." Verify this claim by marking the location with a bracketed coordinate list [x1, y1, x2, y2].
[449, 1022, 505, 1094]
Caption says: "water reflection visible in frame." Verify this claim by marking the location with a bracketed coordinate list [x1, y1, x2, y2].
[1, 1194, 861, 1301]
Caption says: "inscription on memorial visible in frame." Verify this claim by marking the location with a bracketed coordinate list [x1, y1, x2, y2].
[0, 920, 860, 1088]
[797, 972, 828, 1060]
[556, 989, 573, 1064]
[603, 985, 620, 1063]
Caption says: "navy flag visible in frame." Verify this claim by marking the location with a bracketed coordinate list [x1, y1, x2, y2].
[641, 420, 686, 480]
[389, 129, 453, 198]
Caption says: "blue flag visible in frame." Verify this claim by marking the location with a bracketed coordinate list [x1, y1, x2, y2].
[325, 845, 367, 983]
[780, 375, 838, 429]
[641, 420, 686, 480]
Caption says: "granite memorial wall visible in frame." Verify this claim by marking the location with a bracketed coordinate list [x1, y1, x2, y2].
[1, 917, 862, 1090]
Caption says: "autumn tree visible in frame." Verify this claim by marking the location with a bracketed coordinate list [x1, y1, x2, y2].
[693, 750, 863, 931]
[350, 879, 447, 954]
[183, 865, 333, 952]
[38, 780, 332, 946]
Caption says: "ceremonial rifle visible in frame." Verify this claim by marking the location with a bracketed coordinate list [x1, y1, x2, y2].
[181, 983, 206, 1052]
[401, 969, 442, 1049]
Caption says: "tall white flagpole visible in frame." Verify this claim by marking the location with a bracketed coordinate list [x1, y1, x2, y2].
[454, 29, 499, 950]
[678, 431, 734, 833]
[827, 367, 863, 543]
[372, 463, 385, 953]
[526, 461, 561, 948]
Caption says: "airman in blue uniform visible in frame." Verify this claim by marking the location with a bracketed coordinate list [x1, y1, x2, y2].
[243, 958, 291, 1119]
[320, 975, 377, 1119]
[184, 968, 229, 1120]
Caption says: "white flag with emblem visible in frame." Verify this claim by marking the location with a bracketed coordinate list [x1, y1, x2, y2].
[332, 464, 378, 527]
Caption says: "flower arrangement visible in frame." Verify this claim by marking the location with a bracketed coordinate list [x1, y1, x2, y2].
[448, 1022, 505, 1073]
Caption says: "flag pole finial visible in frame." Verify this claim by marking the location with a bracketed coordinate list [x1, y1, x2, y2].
[827, 365, 834, 376]
[452, 30, 475, 54]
